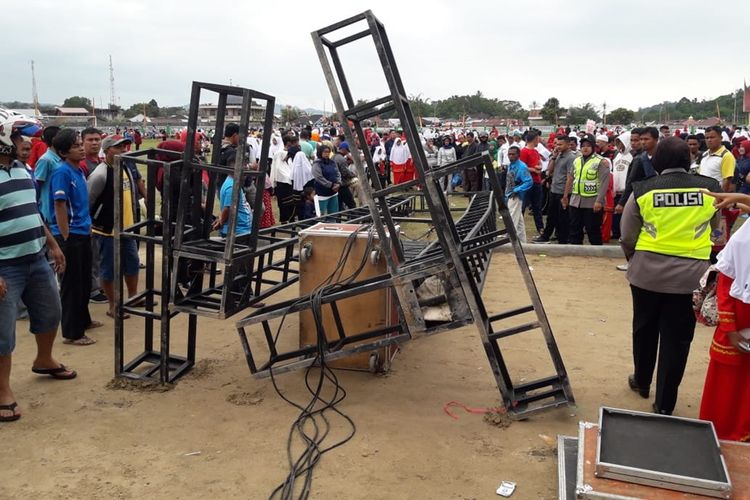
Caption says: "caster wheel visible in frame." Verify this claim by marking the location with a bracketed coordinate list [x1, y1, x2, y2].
[369, 249, 380, 266]
[369, 352, 379, 373]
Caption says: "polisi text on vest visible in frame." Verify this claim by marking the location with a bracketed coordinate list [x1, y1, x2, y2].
[653, 191, 703, 208]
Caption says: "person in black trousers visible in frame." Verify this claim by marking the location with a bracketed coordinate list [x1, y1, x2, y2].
[48, 129, 101, 345]
[620, 137, 720, 414]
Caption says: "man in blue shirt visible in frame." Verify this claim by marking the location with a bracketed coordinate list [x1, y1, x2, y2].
[32, 126, 61, 223]
[212, 172, 253, 237]
[49, 129, 101, 345]
[504, 146, 533, 243]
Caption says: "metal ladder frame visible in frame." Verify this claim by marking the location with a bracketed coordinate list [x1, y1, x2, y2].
[311, 10, 574, 417]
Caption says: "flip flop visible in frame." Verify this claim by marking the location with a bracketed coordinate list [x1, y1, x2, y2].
[31, 364, 77, 380]
[0, 402, 21, 422]
[106, 310, 130, 320]
[86, 320, 104, 330]
[63, 336, 97, 346]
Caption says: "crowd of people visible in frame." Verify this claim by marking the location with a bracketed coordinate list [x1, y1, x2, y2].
[1, 107, 749, 441]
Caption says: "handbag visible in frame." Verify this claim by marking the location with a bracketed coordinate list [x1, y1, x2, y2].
[693, 265, 719, 327]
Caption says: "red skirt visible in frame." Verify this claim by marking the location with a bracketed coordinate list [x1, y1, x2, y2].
[600, 180, 614, 243]
[700, 361, 750, 441]
[699, 278, 750, 441]
[260, 188, 275, 229]
[392, 161, 408, 185]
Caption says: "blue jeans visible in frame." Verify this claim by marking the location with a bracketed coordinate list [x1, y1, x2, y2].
[95, 234, 139, 282]
[317, 194, 339, 215]
[0, 252, 62, 355]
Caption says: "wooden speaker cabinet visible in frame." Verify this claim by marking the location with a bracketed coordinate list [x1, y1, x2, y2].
[298, 223, 399, 372]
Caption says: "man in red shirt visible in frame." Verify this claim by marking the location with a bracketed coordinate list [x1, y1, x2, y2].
[28, 126, 59, 170]
[519, 131, 544, 234]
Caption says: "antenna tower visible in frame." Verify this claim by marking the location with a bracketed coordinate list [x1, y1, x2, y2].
[109, 55, 117, 110]
[31, 60, 40, 117]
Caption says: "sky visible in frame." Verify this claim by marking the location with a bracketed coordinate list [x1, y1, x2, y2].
[3, 0, 748, 114]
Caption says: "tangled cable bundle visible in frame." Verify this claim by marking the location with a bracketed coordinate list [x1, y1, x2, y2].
[268, 225, 376, 500]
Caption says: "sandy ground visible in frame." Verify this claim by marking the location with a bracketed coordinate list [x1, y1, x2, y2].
[1, 253, 715, 500]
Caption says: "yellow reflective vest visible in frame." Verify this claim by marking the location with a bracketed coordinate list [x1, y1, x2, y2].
[633, 172, 719, 260]
[572, 154, 603, 197]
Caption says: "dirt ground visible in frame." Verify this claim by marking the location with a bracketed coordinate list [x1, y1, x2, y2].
[1, 253, 716, 499]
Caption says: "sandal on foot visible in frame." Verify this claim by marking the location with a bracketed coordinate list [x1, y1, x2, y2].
[86, 320, 104, 330]
[0, 402, 21, 422]
[63, 336, 97, 346]
[106, 310, 130, 320]
[31, 364, 77, 380]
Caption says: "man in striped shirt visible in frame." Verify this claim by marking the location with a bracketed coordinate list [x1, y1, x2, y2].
[0, 112, 76, 423]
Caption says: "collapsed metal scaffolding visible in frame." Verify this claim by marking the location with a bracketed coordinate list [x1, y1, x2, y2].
[113, 11, 574, 419]
[301, 10, 574, 417]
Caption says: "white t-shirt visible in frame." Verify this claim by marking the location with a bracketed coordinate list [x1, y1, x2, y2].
[611, 152, 632, 193]
[699, 148, 732, 184]
[498, 143, 510, 167]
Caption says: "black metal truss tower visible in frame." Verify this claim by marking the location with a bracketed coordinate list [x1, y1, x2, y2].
[309, 10, 574, 417]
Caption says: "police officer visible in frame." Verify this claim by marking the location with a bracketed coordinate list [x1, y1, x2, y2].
[562, 134, 610, 245]
[620, 137, 720, 415]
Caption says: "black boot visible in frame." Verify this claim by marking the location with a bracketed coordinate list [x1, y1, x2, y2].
[628, 374, 650, 399]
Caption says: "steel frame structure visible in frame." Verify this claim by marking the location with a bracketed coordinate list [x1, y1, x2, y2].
[112, 134, 412, 383]
[111, 18, 573, 416]
[170, 82, 276, 319]
[305, 10, 574, 417]
[113, 148, 196, 383]
[235, 193, 494, 378]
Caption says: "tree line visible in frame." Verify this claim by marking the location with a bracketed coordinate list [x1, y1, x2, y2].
[3, 88, 747, 124]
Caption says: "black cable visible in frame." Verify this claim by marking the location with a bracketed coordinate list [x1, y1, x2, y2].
[268, 225, 376, 500]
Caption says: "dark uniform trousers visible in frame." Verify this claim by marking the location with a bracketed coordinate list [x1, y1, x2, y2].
[568, 206, 602, 245]
[630, 284, 696, 413]
[541, 192, 569, 243]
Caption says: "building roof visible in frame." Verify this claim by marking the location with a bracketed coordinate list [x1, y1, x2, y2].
[200, 95, 265, 109]
[55, 107, 89, 115]
[128, 113, 152, 123]
[692, 117, 722, 127]
[528, 109, 543, 120]
[8, 108, 38, 117]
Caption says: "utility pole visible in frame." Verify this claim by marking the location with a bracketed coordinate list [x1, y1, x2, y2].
[109, 55, 117, 111]
[602, 101, 607, 126]
[31, 60, 40, 117]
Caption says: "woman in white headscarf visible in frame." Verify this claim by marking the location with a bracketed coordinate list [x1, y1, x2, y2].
[700, 192, 750, 441]
[389, 137, 411, 185]
[268, 133, 284, 159]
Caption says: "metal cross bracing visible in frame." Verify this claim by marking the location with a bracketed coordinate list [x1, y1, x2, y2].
[311, 10, 574, 418]
[170, 82, 276, 319]
[234, 193, 494, 378]
[113, 148, 196, 383]
[111, 144, 410, 383]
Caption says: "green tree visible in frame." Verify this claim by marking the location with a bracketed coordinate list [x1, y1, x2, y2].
[607, 107, 635, 125]
[161, 106, 186, 117]
[281, 105, 303, 125]
[62, 96, 92, 111]
[409, 94, 432, 121]
[566, 103, 601, 124]
[147, 99, 160, 117]
[540, 97, 566, 124]
[123, 100, 159, 118]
